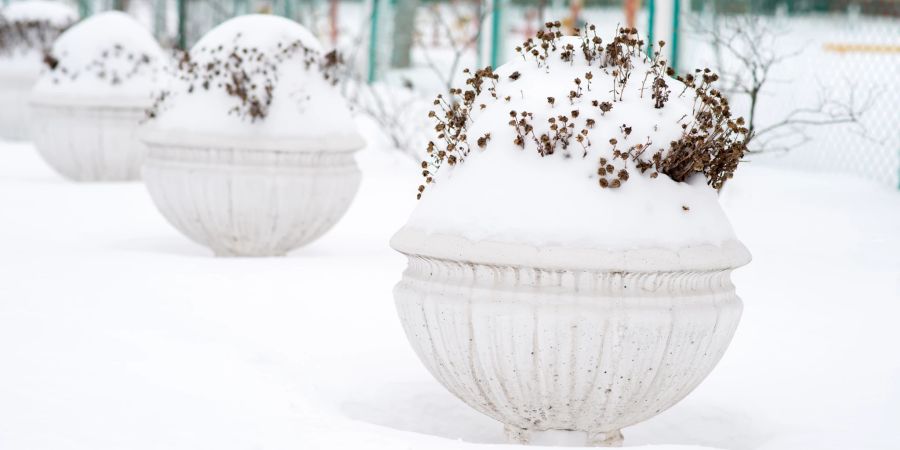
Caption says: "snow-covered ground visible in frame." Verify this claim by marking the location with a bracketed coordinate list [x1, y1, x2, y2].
[0, 119, 898, 450]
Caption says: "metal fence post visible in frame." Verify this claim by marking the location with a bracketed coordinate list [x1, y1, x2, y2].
[154, 0, 166, 41]
[367, 0, 380, 83]
[646, 0, 680, 71]
[78, 0, 92, 18]
[232, 0, 248, 16]
[477, 0, 504, 69]
[647, 0, 655, 54]
[283, 0, 294, 19]
[475, 0, 482, 69]
[177, 0, 187, 49]
[490, 0, 503, 68]
[671, 0, 680, 72]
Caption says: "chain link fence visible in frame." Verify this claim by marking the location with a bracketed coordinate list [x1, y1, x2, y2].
[682, 0, 899, 189]
[7, 0, 897, 188]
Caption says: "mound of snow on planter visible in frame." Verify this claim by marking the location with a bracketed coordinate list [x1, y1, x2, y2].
[0, 0, 77, 76]
[148, 14, 355, 141]
[31, 11, 167, 103]
[1, 0, 75, 24]
[407, 35, 739, 251]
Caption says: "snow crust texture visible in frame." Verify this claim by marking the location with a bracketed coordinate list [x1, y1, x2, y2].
[407, 34, 738, 251]
[1, 0, 76, 25]
[31, 11, 167, 103]
[148, 14, 356, 142]
[1, 133, 898, 450]
[0, 0, 77, 77]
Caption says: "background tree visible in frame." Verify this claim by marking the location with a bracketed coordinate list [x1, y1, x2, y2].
[391, 0, 419, 68]
[690, 13, 874, 153]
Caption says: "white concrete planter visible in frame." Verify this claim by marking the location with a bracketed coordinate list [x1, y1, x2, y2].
[141, 131, 364, 257]
[391, 228, 751, 446]
[29, 94, 149, 181]
[0, 70, 38, 140]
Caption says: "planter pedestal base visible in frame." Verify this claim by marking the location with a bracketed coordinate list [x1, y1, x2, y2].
[213, 249, 288, 258]
[503, 425, 530, 444]
[589, 430, 624, 447]
[504, 426, 624, 447]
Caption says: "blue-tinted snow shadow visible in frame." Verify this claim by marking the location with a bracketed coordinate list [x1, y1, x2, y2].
[109, 236, 214, 258]
[108, 235, 348, 259]
[341, 380, 505, 444]
[342, 381, 768, 448]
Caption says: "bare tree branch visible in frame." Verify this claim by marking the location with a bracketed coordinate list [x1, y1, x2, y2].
[688, 13, 874, 153]
[338, 0, 491, 160]
[418, 1, 488, 95]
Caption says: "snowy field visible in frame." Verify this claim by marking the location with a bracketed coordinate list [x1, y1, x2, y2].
[1, 118, 898, 449]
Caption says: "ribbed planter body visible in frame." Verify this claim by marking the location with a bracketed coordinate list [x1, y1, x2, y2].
[141, 132, 362, 257]
[29, 95, 148, 181]
[0, 70, 38, 140]
[392, 229, 750, 446]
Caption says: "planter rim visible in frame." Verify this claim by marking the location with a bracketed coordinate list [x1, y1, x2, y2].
[29, 90, 151, 109]
[391, 226, 751, 272]
[139, 125, 366, 153]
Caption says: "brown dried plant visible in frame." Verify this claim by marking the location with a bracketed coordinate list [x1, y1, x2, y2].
[417, 22, 750, 198]
[0, 16, 69, 56]
[147, 36, 342, 122]
[43, 43, 158, 88]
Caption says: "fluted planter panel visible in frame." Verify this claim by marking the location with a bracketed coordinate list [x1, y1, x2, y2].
[392, 229, 749, 446]
[142, 138, 361, 257]
[29, 98, 147, 181]
[0, 72, 37, 140]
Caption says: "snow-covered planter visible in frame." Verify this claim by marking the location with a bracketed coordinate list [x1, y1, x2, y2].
[29, 11, 166, 180]
[141, 15, 363, 257]
[392, 25, 752, 446]
[0, 0, 76, 140]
